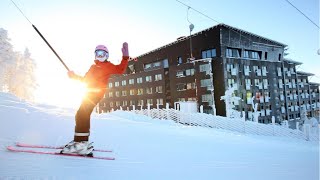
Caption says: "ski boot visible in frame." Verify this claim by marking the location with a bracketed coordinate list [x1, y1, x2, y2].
[60, 141, 94, 156]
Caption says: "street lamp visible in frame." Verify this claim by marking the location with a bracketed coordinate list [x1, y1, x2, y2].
[189, 23, 194, 58]
[187, 7, 194, 59]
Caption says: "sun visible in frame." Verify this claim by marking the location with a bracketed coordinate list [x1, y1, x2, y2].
[35, 77, 87, 108]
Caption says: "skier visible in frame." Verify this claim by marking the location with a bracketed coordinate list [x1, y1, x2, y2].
[61, 42, 129, 155]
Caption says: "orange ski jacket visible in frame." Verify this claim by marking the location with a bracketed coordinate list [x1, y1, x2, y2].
[78, 56, 129, 94]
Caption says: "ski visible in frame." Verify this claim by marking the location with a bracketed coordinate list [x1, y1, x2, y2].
[15, 142, 112, 152]
[7, 146, 115, 160]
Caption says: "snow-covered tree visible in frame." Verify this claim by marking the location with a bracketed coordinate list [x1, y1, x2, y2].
[250, 96, 259, 122]
[220, 85, 242, 118]
[0, 28, 16, 91]
[0, 28, 37, 101]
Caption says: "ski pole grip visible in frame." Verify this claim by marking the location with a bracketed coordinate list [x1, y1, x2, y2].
[32, 24, 70, 71]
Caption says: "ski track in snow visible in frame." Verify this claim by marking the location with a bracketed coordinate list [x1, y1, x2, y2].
[0, 92, 319, 180]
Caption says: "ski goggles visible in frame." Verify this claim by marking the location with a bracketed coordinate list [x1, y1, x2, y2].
[95, 50, 108, 57]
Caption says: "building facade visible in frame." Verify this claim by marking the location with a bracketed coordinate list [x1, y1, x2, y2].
[98, 24, 320, 125]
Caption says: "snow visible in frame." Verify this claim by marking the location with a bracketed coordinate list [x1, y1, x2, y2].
[0, 92, 319, 180]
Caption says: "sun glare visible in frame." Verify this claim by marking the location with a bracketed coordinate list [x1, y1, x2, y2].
[35, 77, 87, 108]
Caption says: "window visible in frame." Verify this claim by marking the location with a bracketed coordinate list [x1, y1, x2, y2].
[156, 86, 163, 93]
[144, 63, 152, 70]
[244, 51, 249, 58]
[115, 82, 120, 87]
[177, 83, 186, 91]
[263, 79, 269, 89]
[278, 54, 281, 61]
[244, 65, 250, 76]
[163, 59, 169, 68]
[122, 90, 127, 96]
[128, 64, 135, 74]
[110, 102, 114, 107]
[177, 57, 183, 64]
[252, 52, 260, 59]
[137, 77, 143, 84]
[146, 75, 152, 82]
[156, 98, 163, 105]
[254, 79, 260, 86]
[147, 99, 153, 105]
[146, 87, 152, 94]
[265, 52, 268, 60]
[176, 71, 185, 78]
[130, 100, 135, 106]
[116, 101, 121, 107]
[115, 91, 120, 97]
[153, 62, 161, 68]
[155, 74, 162, 81]
[226, 48, 240, 58]
[245, 79, 251, 90]
[262, 66, 267, 76]
[178, 98, 186, 102]
[130, 89, 135, 95]
[200, 64, 211, 75]
[108, 83, 113, 88]
[185, 69, 195, 76]
[137, 100, 144, 106]
[187, 82, 195, 89]
[202, 48, 216, 58]
[243, 50, 261, 59]
[202, 94, 212, 102]
[121, 80, 126, 86]
[122, 101, 128, 106]
[227, 79, 236, 88]
[137, 88, 143, 95]
[129, 79, 134, 85]
[109, 92, 113, 98]
[201, 79, 211, 87]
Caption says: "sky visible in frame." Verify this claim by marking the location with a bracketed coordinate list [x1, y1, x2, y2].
[0, 91, 319, 179]
[0, 0, 319, 107]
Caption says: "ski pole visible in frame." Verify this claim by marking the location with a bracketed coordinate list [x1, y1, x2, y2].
[10, 0, 70, 71]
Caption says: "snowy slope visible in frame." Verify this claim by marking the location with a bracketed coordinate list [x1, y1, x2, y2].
[0, 92, 319, 180]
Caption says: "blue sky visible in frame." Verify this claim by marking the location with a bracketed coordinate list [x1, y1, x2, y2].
[0, 0, 319, 106]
